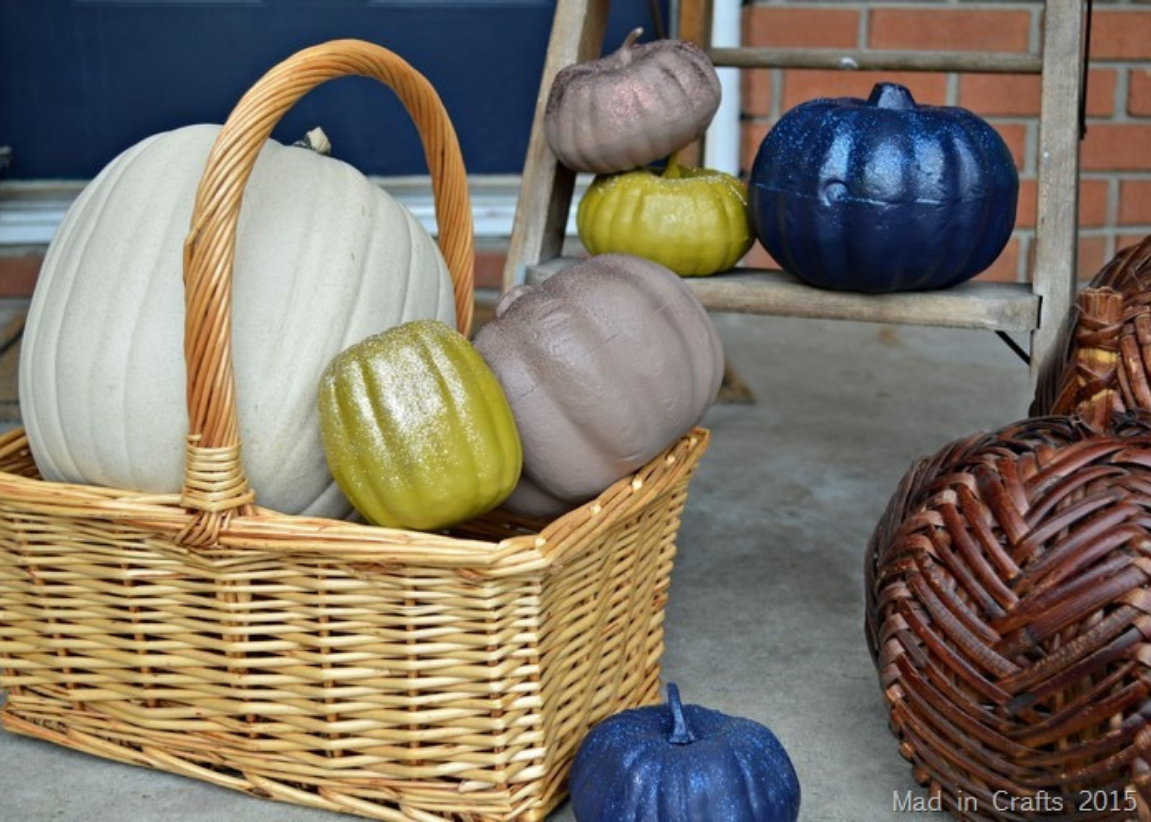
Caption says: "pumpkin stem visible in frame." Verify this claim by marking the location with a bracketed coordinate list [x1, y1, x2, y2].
[662, 152, 683, 179]
[292, 127, 332, 156]
[494, 283, 533, 319]
[867, 82, 916, 112]
[666, 683, 696, 745]
[615, 27, 645, 66]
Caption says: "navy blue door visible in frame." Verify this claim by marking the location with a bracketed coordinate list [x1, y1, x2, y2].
[0, 0, 669, 179]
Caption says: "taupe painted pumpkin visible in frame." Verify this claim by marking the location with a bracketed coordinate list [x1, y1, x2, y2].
[544, 28, 721, 174]
[473, 254, 724, 518]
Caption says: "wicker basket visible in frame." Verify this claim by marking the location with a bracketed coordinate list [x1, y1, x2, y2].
[866, 413, 1151, 821]
[1033, 233, 1151, 426]
[0, 40, 710, 822]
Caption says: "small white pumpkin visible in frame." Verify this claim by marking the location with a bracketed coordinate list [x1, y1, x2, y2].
[19, 123, 456, 518]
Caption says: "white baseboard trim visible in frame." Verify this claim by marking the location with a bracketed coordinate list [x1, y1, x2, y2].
[0, 174, 588, 248]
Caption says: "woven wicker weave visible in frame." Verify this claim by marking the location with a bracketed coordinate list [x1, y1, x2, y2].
[0, 40, 710, 822]
[1033, 234, 1151, 426]
[866, 413, 1151, 821]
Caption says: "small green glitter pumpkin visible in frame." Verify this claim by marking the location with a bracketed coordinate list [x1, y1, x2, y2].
[577, 153, 753, 276]
[318, 319, 522, 530]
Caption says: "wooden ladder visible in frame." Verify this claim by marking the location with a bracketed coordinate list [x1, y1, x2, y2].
[502, 0, 1087, 387]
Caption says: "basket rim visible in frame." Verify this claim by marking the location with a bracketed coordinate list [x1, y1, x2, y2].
[0, 426, 710, 576]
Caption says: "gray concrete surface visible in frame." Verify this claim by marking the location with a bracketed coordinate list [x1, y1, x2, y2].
[0, 309, 1033, 821]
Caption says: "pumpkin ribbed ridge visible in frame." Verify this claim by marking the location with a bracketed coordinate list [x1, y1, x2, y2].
[239, 146, 340, 513]
[19, 151, 101, 482]
[347, 348, 399, 516]
[545, 304, 647, 479]
[23, 130, 192, 491]
[20, 124, 455, 518]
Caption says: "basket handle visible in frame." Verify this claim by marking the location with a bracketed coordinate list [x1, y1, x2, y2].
[178, 39, 474, 546]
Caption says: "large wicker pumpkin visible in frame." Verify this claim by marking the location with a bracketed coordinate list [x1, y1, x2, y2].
[866, 412, 1151, 821]
[19, 124, 456, 518]
[1032, 233, 1151, 424]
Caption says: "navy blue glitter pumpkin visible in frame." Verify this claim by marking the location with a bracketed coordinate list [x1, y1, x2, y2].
[749, 82, 1018, 293]
[568, 683, 801, 821]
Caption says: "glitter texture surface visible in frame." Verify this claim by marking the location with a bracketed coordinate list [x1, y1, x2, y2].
[317, 319, 521, 531]
[568, 684, 802, 821]
[748, 82, 1019, 293]
[577, 155, 753, 276]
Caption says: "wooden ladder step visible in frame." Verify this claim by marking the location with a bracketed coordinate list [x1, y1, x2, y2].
[705, 47, 1043, 74]
[527, 259, 1039, 332]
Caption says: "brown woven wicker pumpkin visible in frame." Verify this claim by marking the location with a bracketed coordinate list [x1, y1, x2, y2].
[866, 412, 1151, 821]
[1033, 233, 1151, 424]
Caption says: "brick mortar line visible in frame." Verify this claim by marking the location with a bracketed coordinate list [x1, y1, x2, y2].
[1088, 62, 1149, 124]
[771, 67, 784, 123]
[1106, 177, 1120, 228]
[946, 71, 959, 108]
[1107, 63, 1129, 122]
[1028, 2, 1041, 55]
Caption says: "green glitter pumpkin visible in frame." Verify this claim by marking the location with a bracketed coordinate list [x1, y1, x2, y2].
[318, 319, 522, 530]
[576, 153, 753, 277]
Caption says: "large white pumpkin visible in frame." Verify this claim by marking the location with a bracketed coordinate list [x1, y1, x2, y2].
[19, 123, 456, 518]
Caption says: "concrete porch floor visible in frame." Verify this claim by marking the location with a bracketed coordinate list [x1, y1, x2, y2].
[0, 301, 1035, 821]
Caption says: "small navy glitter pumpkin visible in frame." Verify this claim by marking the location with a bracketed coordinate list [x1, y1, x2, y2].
[568, 683, 801, 822]
[749, 82, 1019, 293]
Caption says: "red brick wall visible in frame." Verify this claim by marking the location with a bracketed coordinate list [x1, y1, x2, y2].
[739, 1, 1151, 283]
